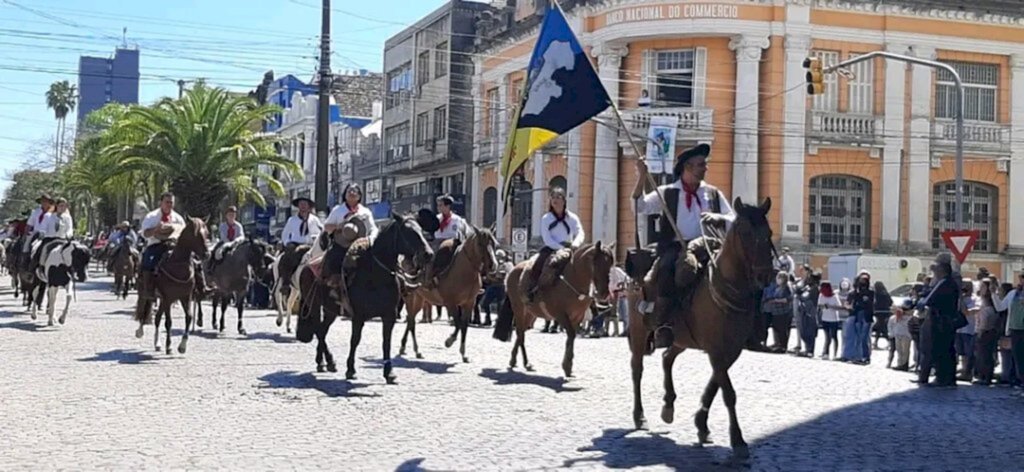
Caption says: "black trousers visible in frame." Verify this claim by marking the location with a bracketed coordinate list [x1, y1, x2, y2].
[918, 314, 956, 384]
[654, 242, 682, 297]
[528, 247, 555, 287]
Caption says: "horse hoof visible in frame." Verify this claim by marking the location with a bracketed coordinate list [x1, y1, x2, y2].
[286, 327, 292, 334]
[165, 348, 172, 355]
[178, 343, 187, 355]
[135, 327, 144, 339]
[275, 317, 282, 327]
[731, 444, 750, 461]
[345, 370, 356, 380]
[58, 316, 66, 325]
[415, 353, 424, 360]
[462, 356, 470, 364]
[316, 365, 326, 373]
[444, 337, 455, 348]
[238, 328, 247, 336]
[635, 417, 649, 431]
[661, 406, 675, 424]
[398, 349, 406, 357]
[385, 375, 398, 385]
[30, 313, 36, 320]
[326, 363, 337, 373]
[525, 364, 535, 372]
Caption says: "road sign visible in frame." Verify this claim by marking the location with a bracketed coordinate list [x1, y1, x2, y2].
[512, 227, 528, 253]
[941, 230, 980, 265]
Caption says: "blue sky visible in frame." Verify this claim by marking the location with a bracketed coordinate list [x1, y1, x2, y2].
[0, 0, 449, 193]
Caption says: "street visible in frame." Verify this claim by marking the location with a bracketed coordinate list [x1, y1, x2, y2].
[1, 272, 1022, 471]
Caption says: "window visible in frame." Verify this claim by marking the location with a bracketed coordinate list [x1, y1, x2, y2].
[446, 173, 464, 195]
[482, 187, 498, 228]
[936, 62, 998, 122]
[847, 53, 873, 114]
[428, 177, 444, 195]
[297, 133, 306, 168]
[417, 51, 430, 88]
[931, 181, 997, 252]
[808, 175, 871, 248]
[363, 178, 382, 203]
[510, 78, 524, 109]
[396, 183, 418, 199]
[433, 106, 447, 141]
[415, 111, 429, 146]
[434, 42, 448, 79]
[485, 88, 500, 138]
[653, 50, 694, 107]
[810, 50, 839, 112]
[385, 62, 412, 109]
[511, 180, 533, 240]
[384, 122, 410, 164]
[548, 175, 567, 192]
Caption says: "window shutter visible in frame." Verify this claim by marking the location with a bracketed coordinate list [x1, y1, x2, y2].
[642, 49, 656, 104]
[693, 47, 708, 108]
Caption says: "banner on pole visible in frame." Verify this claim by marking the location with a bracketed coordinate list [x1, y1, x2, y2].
[645, 115, 678, 175]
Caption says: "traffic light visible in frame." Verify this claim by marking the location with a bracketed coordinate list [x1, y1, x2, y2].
[803, 57, 825, 95]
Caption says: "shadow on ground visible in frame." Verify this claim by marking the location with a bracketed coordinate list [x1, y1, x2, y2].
[257, 370, 380, 398]
[564, 428, 733, 471]
[78, 349, 156, 364]
[0, 320, 45, 332]
[240, 331, 298, 344]
[478, 368, 583, 393]
[363, 356, 458, 375]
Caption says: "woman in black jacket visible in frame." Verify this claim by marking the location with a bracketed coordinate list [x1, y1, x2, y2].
[873, 281, 894, 349]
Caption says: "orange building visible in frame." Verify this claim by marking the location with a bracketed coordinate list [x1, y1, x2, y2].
[468, 0, 1023, 279]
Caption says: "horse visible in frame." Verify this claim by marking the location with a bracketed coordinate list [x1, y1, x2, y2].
[133, 217, 210, 355]
[399, 227, 498, 362]
[110, 241, 139, 300]
[626, 197, 775, 460]
[5, 235, 27, 297]
[30, 241, 91, 326]
[493, 242, 616, 377]
[295, 213, 432, 382]
[207, 239, 271, 336]
[272, 244, 313, 333]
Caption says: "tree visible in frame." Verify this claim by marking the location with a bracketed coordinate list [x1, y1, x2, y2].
[105, 84, 300, 217]
[45, 80, 77, 168]
[0, 169, 56, 221]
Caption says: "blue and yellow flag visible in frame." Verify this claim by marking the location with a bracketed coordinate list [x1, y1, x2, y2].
[500, 4, 611, 214]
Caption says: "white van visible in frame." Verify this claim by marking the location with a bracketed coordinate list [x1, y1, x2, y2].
[826, 253, 923, 291]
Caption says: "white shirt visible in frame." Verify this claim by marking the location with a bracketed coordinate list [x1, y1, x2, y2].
[40, 212, 73, 239]
[636, 180, 735, 241]
[281, 213, 323, 245]
[609, 266, 630, 299]
[140, 208, 186, 247]
[774, 254, 795, 276]
[434, 212, 465, 241]
[27, 207, 49, 234]
[540, 210, 584, 250]
[325, 204, 379, 240]
[818, 294, 844, 322]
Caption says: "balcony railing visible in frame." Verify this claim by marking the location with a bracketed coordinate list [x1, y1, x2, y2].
[618, 107, 715, 148]
[931, 120, 1011, 155]
[807, 110, 883, 146]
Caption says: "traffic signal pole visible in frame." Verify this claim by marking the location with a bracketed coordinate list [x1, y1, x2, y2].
[805, 51, 966, 232]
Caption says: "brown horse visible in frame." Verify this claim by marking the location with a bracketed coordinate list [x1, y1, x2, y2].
[493, 242, 615, 377]
[626, 197, 775, 460]
[399, 227, 498, 362]
[110, 242, 139, 300]
[133, 217, 210, 355]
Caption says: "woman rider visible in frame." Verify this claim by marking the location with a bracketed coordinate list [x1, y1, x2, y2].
[526, 187, 585, 302]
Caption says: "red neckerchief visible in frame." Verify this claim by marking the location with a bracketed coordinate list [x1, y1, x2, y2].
[344, 204, 359, 219]
[161, 211, 171, 223]
[682, 181, 702, 211]
[439, 213, 452, 232]
[227, 222, 236, 240]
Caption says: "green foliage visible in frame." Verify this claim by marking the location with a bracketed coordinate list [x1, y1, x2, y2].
[0, 170, 56, 221]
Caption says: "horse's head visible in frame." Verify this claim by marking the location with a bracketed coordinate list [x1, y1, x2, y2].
[728, 197, 775, 287]
[70, 242, 91, 282]
[180, 216, 210, 259]
[246, 239, 271, 275]
[466, 226, 499, 274]
[387, 212, 433, 272]
[587, 241, 616, 301]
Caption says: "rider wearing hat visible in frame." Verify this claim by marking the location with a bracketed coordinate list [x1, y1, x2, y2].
[633, 143, 735, 349]
[526, 186, 584, 302]
[30, 197, 74, 271]
[23, 193, 53, 254]
[423, 194, 466, 289]
[321, 183, 379, 301]
[209, 206, 245, 273]
[281, 197, 322, 248]
[137, 192, 187, 300]
[106, 221, 137, 273]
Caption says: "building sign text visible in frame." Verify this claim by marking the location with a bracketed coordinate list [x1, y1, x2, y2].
[604, 4, 740, 26]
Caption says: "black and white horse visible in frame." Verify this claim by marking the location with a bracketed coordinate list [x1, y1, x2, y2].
[31, 241, 91, 326]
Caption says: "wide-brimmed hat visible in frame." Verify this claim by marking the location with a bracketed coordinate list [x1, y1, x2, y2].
[118, 221, 130, 228]
[291, 196, 315, 207]
[416, 208, 440, 233]
[672, 143, 711, 177]
[224, 205, 238, 214]
[36, 193, 53, 204]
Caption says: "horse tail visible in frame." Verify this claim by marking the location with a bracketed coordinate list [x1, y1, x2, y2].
[492, 295, 514, 342]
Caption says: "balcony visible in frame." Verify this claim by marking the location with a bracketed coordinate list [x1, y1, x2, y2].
[931, 120, 1011, 156]
[807, 110, 883, 148]
[618, 107, 714, 149]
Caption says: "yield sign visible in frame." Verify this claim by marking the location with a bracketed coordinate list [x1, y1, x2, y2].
[941, 230, 980, 265]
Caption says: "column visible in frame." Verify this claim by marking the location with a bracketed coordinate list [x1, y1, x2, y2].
[880, 43, 908, 250]
[729, 34, 769, 203]
[780, 34, 811, 247]
[1008, 54, 1024, 254]
[531, 151, 544, 240]
[495, 80, 509, 240]
[469, 74, 482, 225]
[591, 43, 628, 245]
[566, 128, 581, 211]
[907, 45, 936, 251]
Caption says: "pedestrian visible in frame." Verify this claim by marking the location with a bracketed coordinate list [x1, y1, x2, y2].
[765, 271, 793, 353]
[609, 265, 630, 335]
[955, 281, 979, 381]
[916, 253, 960, 388]
[842, 272, 874, 364]
[817, 281, 843, 360]
[992, 273, 1024, 390]
[888, 300, 913, 371]
[995, 282, 1018, 387]
[972, 279, 1000, 385]
[795, 270, 821, 358]
[791, 264, 812, 353]
[758, 285, 775, 350]
[872, 281, 893, 350]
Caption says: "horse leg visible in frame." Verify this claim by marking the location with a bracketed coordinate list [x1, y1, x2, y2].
[236, 293, 246, 335]
[715, 367, 749, 459]
[322, 313, 336, 372]
[458, 305, 470, 364]
[382, 317, 397, 384]
[210, 296, 218, 331]
[660, 345, 683, 423]
[46, 285, 57, 326]
[562, 322, 577, 378]
[443, 304, 459, 349]
[694, 376, 720, 446]
[58, 285, 71, 325]
[218, 296, 227, 334]
[345, 320, 364, 380]
[153, 303, 163, 352]
[179, 296, 192, 354]
[164, 299, 173, 355]
[315, 329, 326, 373]
[631, 350, 648, 430]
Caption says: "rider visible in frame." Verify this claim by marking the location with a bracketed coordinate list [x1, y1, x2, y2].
[23, 193, 53, 256]
[106, 221, 137, 273]
[423, 194, 466, 289]
[277, 196, 323, 293]
[633, 143, 735, 349]
[209, 205, 245, 274]
[322, 183, 378, 296]
[526, 187, 585, 302]
[138, 192, 186, 300]
[31, 197, 74, 270]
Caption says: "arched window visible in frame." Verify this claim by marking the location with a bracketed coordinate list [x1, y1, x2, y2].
[548, 175, 567, 193]
[511, 180, 533, 239]
[482, 187, 497, 228]
[931, 181, 997, 252]
[808, 175, 871, 248]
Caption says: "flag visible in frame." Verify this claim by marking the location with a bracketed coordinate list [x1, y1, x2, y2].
[500, 3, 611, 214]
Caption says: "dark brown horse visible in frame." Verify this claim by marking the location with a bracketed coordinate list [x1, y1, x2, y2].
[399, 227, 498, 362]
[133, 217, 210, 355]
[207, 239, 271, 336]
[110, 242, 139, 300]
[494, 242, 615, 377]
[627, 197, 775, 460]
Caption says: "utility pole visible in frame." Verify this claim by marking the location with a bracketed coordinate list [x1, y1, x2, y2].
[315, 0, 332, 214]
[177, 80, 185, 99]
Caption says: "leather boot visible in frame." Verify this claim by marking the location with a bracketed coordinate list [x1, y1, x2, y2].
[644, 296, 675, 350]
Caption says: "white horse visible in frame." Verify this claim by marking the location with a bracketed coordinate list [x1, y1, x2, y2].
[32, 241, 91, 326]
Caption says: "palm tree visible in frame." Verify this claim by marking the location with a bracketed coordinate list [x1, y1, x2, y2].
[45, 80, 78, 168]
[105, 83, 301, 217]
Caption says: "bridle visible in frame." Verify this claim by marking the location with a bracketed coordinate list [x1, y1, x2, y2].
[370, 219, 427, 277]
[703, 212, 775, 314]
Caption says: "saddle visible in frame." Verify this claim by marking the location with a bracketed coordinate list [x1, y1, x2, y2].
[430, 238, 462, 280]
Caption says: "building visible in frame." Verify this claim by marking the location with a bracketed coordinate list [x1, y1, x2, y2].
[471, 0, 1024, 279]
[381, 0, 495, 217]
[77, 47, 139, 125]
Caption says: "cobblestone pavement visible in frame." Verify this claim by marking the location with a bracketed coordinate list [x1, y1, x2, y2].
[1, 273, 1022, 471]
